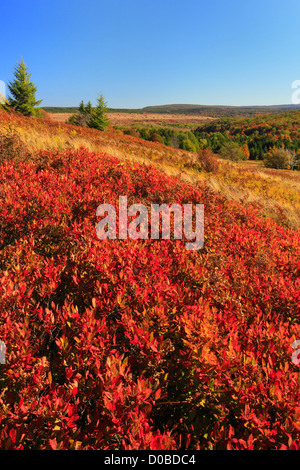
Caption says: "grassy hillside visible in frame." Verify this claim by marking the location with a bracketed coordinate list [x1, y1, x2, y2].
[0, 109, 299, 450]
[2, 108, 300, 228]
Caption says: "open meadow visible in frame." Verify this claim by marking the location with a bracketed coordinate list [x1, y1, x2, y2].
[47, 111, 214, 131]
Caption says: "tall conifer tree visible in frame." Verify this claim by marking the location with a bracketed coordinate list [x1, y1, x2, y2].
[5, 59, 42, 116]
[89, 94, 109, 131]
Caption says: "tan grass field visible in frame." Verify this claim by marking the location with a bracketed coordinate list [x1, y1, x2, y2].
[47, 111, 214, 128]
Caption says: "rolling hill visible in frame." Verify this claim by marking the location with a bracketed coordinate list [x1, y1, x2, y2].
[140, 103, 300, 117]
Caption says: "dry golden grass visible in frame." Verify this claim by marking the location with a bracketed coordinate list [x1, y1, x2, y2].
[2, 109, 300, 229]
[47, 111, 214, 129]
[107, 112, 214, 127]
[47, 113, 73, 123]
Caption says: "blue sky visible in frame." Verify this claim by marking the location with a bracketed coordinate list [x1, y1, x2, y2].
[1, 0, 300, 108]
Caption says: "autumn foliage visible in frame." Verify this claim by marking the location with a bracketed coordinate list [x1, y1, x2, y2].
[0, 110, 299, 450]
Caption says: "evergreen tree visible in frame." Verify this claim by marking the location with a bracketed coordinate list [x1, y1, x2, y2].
[68, 95, 109, 130]
[89, 94, 109, 131]
[69, 100, 92, 127]
[86, 101, 92, 115]
[79, 100, 86, 114]
[5, 59, 42, 116]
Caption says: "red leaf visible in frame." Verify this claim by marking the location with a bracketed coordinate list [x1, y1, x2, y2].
[49, 438, 57, 450]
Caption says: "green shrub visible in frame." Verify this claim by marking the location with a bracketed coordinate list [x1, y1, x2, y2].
[218, 141, 247, 161]
[263, 148, 291, 169]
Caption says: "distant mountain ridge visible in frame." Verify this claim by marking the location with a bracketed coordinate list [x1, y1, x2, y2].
[139, 103, 300, 117]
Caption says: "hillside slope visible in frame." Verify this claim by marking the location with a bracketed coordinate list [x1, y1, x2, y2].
[1, 109, 299, 228]
[0, 109, 299, 449]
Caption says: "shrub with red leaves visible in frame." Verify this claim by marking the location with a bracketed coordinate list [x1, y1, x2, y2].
[0, 138, 299, 449]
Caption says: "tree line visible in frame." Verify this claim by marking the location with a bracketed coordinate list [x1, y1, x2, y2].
[117, 119, 300, 169]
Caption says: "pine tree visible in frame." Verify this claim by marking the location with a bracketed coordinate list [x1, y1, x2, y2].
[85, 101, 92, 115]
[79, 100, 86, 114]
[68, 95, 109, 130]
[68, 100, 92, 127]
[5, 59, 42, 116]
[89, 94, 109, 131]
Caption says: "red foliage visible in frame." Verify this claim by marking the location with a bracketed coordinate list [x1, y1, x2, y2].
[0, 114, 299, 449]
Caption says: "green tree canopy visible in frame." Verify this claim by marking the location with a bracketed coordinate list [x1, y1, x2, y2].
[218, 141, 247, 162]
[4, 59, 42, 116]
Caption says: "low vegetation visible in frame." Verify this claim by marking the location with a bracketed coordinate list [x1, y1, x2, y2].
[0, 107, 299, 450]
[263, 148, 299, 170]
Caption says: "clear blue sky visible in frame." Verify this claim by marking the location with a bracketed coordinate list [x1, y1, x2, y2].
[1, 0, 300, 108]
